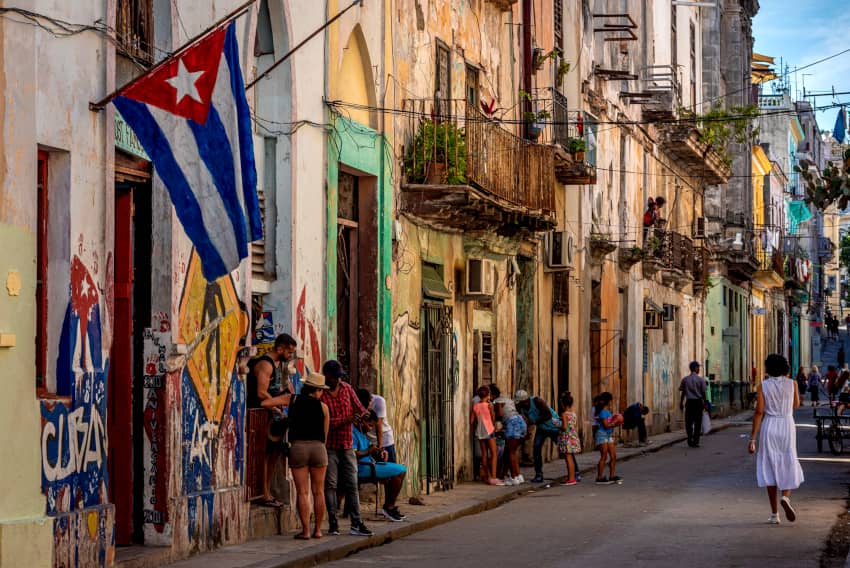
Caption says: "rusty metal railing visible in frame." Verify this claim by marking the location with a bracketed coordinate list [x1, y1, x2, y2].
[402, 98, 554, 214]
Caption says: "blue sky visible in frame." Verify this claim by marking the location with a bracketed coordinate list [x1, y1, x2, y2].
[753, 0, 850, 131]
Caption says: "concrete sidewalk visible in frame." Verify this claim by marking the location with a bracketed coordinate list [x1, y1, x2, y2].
[145, 412, 754, 568]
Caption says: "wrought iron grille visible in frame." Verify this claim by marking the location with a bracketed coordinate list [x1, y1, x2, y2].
[421, 303, 455, 492]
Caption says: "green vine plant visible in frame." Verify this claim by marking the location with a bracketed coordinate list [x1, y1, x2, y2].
[678, 104, 760, 166]
[797, 148, 850, 210]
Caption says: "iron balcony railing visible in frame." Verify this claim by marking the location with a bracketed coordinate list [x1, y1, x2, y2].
[534, 91, 597, 167]
[644, 228, 695, 274]
[756, 248, 784, 274]
[402, 98, 555, 213]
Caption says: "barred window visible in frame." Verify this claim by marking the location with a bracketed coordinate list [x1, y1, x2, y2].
[116, 0, 154, 64]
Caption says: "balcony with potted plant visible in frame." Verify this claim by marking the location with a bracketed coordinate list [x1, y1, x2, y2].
[589, 232, 617, 264]
[536, 90, 597, 185]
[618, 245, 644, 270]
[400, 98, 556, 233]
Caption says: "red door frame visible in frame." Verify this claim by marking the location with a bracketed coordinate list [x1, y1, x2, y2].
[110, 184, 134, 545]
[36, 151, 49, 393]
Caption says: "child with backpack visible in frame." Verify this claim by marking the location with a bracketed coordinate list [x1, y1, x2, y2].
[594, 392, 623, 485]
[558, 392, 581, 486]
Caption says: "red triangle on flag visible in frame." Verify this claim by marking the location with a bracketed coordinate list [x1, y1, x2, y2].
[121, 27, 227, 124]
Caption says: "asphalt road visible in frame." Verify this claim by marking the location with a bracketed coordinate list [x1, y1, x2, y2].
[325, 408, 850, 568]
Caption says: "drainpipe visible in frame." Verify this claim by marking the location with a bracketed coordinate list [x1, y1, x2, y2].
[522, 0, 532, 138]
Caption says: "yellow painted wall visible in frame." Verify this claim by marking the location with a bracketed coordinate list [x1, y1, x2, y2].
[337, 25, 375, 128]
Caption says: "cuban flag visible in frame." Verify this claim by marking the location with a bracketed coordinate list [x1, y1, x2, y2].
[113, 22, 262, 281]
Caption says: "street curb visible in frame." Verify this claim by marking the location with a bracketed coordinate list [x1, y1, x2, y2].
[251, 417, 748, 568]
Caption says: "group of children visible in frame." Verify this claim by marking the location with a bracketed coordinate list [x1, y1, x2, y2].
[470, 385, 623, 487]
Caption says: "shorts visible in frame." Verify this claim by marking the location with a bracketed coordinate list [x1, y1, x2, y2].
[358, 460, 407, 481]
[288, 440, 328, 468]
[503, 415, 528, 439]
[595, 430, 614, 447]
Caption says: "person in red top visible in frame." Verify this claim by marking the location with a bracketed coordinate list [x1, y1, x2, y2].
[826, 365, 839, 405]
[321, 359, 372, 537]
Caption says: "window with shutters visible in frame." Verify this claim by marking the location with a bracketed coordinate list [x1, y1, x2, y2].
[466, 64, 479, 108]
[554, 0, 563, 51]
[689, 21, 696, 109]
[251, 137, 277, 281]
[436, 40, 451, 100]
[116, 0, 154, 64]
[670, 5, 677, 71]
[553, 271, 570, 314]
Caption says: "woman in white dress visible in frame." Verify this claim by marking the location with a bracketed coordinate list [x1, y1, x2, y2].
[748, 354, 804, 524]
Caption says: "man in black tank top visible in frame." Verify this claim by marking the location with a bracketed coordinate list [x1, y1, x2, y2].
[248, 333, 297, 506]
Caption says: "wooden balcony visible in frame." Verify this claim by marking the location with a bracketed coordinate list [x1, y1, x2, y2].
[400, 99, 556, 232]
[754, 248, 785, 289]
[657, 123, 731, 185]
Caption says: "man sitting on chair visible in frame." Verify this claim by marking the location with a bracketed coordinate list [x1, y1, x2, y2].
[353, 412, 407, 523]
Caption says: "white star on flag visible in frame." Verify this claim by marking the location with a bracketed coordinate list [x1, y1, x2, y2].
[166, 59, 205, 105]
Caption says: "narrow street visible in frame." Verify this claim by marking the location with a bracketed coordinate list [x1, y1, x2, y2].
[326, 409, 849, 568]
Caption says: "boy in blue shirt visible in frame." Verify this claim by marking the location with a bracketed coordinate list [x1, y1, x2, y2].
[353, 412, 407, 522]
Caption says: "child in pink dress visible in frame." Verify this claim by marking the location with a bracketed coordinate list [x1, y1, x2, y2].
[470, 385, 503, 485]
[558, 392, 582, 485]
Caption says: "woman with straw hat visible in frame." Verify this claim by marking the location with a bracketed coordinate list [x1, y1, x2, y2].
[288, 372, 330, 539]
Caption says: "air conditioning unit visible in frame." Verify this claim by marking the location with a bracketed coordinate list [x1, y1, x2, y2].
[693, 217, 705, 239]
[644, 310, 662, 329]
[465, 258, 496, 296]
[545, 230, 575, 270]
[663, 304, 675, 321]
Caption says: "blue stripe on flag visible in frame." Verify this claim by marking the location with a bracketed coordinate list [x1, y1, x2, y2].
[113, 96, 228, 279]
[187, 104, 249, 260]
[224, 22, 263, 242]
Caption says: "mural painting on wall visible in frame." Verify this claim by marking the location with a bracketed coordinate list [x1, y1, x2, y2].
[254, 285, 321, 395]
[390, 312, 421, 491]
[41, 255, 109, 514]
[41, 253, 115, 566]
[142, 313, 171, 537]
[178, 251, 247, 540]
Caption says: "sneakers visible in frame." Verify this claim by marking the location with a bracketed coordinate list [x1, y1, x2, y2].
[780, 496, 796, 522]
[488, 478, 505, 486]
[349, 521, 373, 536]
[531, 475, 545, 483]
[381, 507, 405, 522]
[514, 474, 525, 484]
[595, 477, 614, 485]
[767, 513, 780, 524]
[610, 475, 623, 484]
[328, 521, 340, 536]
[503, 476, 515, 486]
[560, 479, 577, 486]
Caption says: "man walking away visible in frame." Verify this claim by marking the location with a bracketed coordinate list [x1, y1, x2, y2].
[246, 333, 297, 507]
[321, 360, 373, 537]
[622, 402, 650, 446]
[680, 361, 707, 448]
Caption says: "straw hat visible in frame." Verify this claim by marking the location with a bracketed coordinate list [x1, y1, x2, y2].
[303, 372, 330, 390]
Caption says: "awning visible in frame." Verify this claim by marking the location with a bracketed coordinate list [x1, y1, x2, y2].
[644, 299, 663, 313]
[422, 265, 451, 299]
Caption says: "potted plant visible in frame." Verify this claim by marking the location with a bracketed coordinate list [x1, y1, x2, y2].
[524, 109, 551, 140]
[566, 137, 586, 161]
[589, 232, 617, 262]
[556, 60, 571, 85]
[532, 47, 560, 73]
[404, 119, 467, 184]
[618, 245, 644, 269]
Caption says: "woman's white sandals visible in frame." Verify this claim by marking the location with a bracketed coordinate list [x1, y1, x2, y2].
[767, 513, 780, 524]
[780, 496, 796, 522]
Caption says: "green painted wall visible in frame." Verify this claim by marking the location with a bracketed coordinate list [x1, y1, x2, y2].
[326, 115, 393, 389]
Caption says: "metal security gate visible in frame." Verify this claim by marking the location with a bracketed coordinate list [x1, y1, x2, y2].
[421, 303, 455, 492]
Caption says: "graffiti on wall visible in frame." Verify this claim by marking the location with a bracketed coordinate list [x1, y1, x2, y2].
[390, 312, 421, 491]
[41, 255, 109, 515]
[142, 314, 171, 534]
[177, 251, 247, 540]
